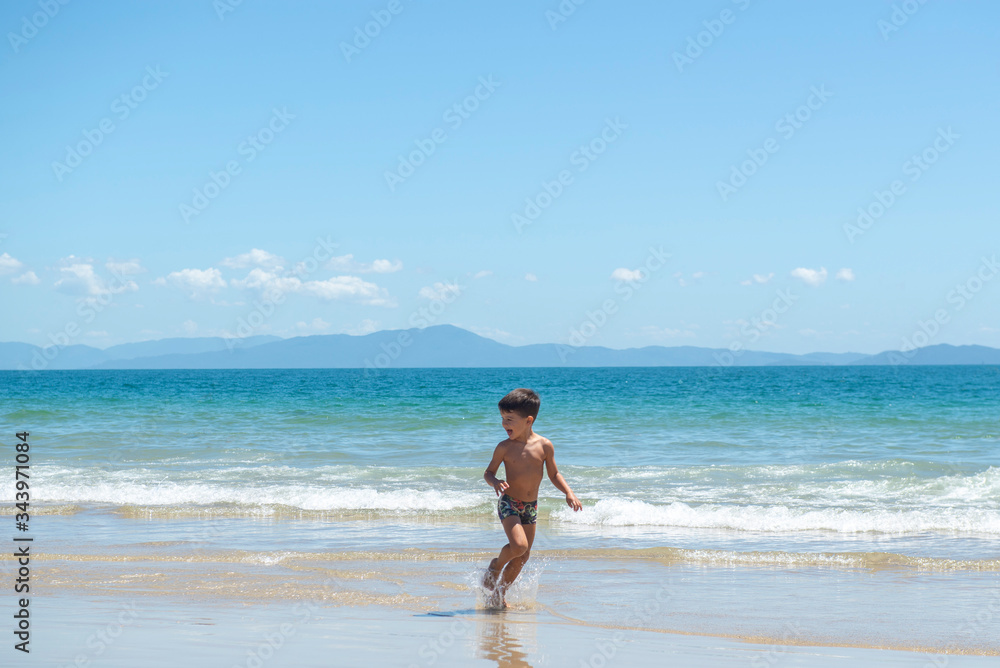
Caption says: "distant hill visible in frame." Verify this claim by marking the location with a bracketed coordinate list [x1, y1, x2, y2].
[0, 326, 997, 369]
[855, 343, 1000, 366]
[1, 335, 279, 370]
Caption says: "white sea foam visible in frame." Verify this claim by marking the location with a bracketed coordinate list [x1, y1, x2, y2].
[29, 463, 1000, 533]
[35, 470, 483, 512]
[552, 497, 1000, 535]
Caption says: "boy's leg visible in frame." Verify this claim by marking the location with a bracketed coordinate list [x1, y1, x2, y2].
[485, 515, 529, 587]
[500, 522, 535, 589]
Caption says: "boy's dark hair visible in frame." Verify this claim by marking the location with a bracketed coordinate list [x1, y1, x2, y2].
[498, 388, 540, 420]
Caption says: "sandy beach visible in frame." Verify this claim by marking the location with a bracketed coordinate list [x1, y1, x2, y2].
[8, 511, 998, 666]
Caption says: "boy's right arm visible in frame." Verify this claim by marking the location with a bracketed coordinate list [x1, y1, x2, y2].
[483, 443, 508, 496]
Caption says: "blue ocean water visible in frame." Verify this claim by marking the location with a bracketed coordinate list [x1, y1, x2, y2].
[2, 366, 998, 559]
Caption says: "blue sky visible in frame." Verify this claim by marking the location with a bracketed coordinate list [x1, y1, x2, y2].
[1, 0, 998, 355]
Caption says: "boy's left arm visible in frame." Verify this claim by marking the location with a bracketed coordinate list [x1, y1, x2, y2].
[543, 440, 582, 511]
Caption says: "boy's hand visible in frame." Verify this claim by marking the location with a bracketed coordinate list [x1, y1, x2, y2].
[493, 480, 509, 496]
[565, 492, 582, 512]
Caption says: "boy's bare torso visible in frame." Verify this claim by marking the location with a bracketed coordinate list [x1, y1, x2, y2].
[497, 433, 549, 502]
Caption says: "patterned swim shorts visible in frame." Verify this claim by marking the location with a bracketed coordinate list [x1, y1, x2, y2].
[497, 493, 537, 525]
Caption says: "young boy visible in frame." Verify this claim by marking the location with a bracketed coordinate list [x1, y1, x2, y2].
[482, 388, 582, 606]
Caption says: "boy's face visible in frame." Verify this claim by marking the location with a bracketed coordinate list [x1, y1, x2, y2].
[500, 410, 533, 440]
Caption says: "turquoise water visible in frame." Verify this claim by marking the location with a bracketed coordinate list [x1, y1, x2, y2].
[4, 366, 1000, 655]
[2, 366, 998, 557]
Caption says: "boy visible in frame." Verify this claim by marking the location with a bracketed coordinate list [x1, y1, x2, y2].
[482, 388, 582, 606]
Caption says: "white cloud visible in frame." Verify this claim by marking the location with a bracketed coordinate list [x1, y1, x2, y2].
[221, 249, 285, 270]
[326, 254, 402, 274]
[611, 268, 642, 282]
[418, 281, 461, 300]
[524, 273, 538, 282]
[230, 268, 301, 295]
[836, 268, 855, 281]
[0, 253, 24, 275]
[105, 258, 146, 275]
[473, 270, 492, 279]
[790, 266, 828, 286]
[231, 268, 394, 306]
[370, 258, 403, 273]
[741, 272, 774, 286]
[296, 317, 331, 333]
[301, 276, 393, 305]
[182, 320, 198, 334]
[12, 271, 39, 285]
[153, 268, 226, 299]
[55, 260, 138, 297]
[692, 271, 706, 279]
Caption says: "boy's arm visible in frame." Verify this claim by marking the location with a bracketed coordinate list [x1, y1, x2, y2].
[483, 443, 508, 496]
[543, 440, 582, 511]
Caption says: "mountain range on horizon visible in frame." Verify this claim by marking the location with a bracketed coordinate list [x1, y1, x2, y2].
[2, 325, 999, 371]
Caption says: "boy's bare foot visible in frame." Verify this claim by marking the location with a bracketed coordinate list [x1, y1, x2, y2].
[482, 558, 500, 590]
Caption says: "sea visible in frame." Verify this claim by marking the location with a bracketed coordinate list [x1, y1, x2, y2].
[2, 365, 999, 662]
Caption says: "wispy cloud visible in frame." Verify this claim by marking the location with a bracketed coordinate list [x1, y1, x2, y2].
[612, 268, 642, 281]
[232, 268, 394, 306]
[418, 281, 461, 300]
[153, 267, 227, 299]
[221, 249, 285, 270]
[741, 272, 774, 286]
[790, 266, 828, 286]
[0, 252, 24, 275]
[55, 256, 139, 297]
[11, 271, 39, 285]
[326, 254, 402, 274]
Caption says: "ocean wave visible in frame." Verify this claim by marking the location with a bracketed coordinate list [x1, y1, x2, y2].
[22, 546, 1000, 572]
[552, 497, 1000, 535]
[26, 463, 1000, 529]
[37, 479, 485, 512]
